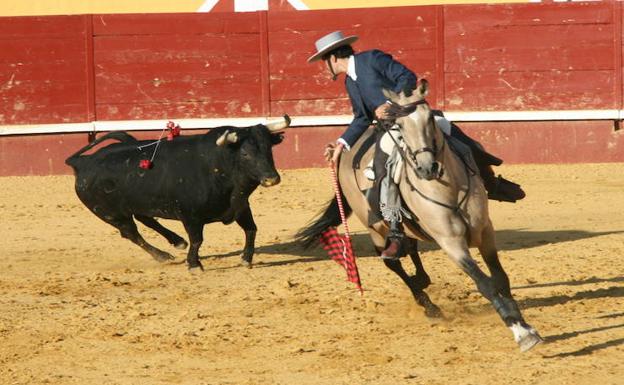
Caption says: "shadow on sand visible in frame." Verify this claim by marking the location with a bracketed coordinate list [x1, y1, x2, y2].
[200, 228, 623, 268]
[197, 226, 624, 357]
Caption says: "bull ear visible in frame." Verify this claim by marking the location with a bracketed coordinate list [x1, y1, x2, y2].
[266, 114, 291, 133]
[216, 130, 239, 146]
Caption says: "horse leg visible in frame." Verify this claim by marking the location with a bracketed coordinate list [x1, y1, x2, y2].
[477, 223, 543, 351]
[236, 207, 257, 268]
[182, 220, 205, 271]
[478, 222, 510, 297]
[134, 214, 188, 250]
[405, 238, 432, 290]
[438, 235, 542, 351]
[374, 234, 441, 318]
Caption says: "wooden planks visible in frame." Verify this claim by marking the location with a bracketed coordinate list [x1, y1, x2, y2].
[0, 15, 90, 125]
[267, 7, 441, 114]
[444, 2, 617, 110]
[93, 13, 263, 120]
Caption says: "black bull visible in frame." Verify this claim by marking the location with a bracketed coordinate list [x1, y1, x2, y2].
[65, 115, 290, 270]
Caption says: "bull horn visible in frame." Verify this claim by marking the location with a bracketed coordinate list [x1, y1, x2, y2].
[216, 130, 238, 146]
[266, 114, 291, 132]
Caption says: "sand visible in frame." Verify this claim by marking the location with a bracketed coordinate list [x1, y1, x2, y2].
[1, 163, 623, 385]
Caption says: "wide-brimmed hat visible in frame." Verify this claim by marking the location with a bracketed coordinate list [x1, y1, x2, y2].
[307, 31, 358, 63]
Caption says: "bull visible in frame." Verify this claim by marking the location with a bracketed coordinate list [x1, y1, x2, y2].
[65, 115, 290, 270]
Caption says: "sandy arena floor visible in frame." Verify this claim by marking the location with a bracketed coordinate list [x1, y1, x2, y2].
[0, 163, 623, 385]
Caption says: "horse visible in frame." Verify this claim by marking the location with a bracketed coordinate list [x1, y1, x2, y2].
[296, 80, 543, 352]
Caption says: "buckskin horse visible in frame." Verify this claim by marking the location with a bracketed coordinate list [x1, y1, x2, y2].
[297, 80, 543, 352]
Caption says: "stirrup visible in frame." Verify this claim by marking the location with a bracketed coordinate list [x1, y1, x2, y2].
[380, 232, 405, 260]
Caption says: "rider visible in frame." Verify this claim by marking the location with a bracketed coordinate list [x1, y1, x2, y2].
[307, 31, 525, 259]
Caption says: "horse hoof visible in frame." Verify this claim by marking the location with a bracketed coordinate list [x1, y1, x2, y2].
[518, 331, 543, 352]
[511, 323, 544, 352]
[413, 274, 432, 290]
[240, 258, 253, 269]
[174, 240, 188, 250]
[425, 304, 443, 318]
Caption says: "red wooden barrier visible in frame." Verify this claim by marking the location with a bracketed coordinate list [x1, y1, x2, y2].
[0, 15, 91, 125]
[444, 2, 619, 111]
[92, 12, 265, 120]
[0, 2, 623, 176]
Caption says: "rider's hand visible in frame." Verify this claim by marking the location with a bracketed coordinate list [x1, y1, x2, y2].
[375, 102, 390, 120]
[324, 142, 344, 165]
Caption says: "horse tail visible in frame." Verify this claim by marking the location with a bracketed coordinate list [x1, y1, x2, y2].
[65, 131, 138, 168]
[295, 192, 352, 249]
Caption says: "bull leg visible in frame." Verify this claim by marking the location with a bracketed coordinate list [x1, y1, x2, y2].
[437, 235, 542, 352]
[236, 207, 257, 268]
[182, 220, 205, 271]
[135, 215, 188, 250]
[113, 216, 175, 262]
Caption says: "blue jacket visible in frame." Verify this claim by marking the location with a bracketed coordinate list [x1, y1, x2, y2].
[341, 50, 417, 148]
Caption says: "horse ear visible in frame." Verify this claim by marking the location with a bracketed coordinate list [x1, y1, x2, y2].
[417, 79, 429, 98]
[382, 88, 400, 103]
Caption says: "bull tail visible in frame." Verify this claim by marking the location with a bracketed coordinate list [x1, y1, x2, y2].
[294, 192, 352, 249]
[65, 131, 138, 167]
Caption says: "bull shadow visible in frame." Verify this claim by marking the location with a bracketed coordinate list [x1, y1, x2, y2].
[199, 232, 378, 269]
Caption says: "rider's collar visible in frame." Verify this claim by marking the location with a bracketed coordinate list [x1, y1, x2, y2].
[347, 55, 357, 81]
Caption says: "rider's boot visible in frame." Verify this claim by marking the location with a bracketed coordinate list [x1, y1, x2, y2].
[480, 165, 526, 203]
[381, 220, 406, 260]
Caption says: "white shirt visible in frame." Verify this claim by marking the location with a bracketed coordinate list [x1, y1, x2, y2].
[347, 55, 357, 81]
[338, 56, 357, 150]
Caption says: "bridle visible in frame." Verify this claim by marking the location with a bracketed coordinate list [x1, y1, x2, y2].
[383, 99, 444, 173]
[382, 99, 470, 213]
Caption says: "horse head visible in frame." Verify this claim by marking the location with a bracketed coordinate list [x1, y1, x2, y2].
[383, 79, 443, 180]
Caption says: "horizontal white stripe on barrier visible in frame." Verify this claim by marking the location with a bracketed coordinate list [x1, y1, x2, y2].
[0, 110, 622, 136]
[445, 109, 621, 122]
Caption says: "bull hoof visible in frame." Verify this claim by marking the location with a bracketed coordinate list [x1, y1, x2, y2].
[187, 260, 204, 273]
[152, 251, 175, 262]
[240, 251, 253, 268]
[174, 240, 188, 250]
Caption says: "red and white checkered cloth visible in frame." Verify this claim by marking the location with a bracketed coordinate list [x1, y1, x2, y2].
[319, 226, 362, 292]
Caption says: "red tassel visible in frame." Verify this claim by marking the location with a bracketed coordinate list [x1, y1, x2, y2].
[166, 122, 181, 141]
[139, 159, 153, 169]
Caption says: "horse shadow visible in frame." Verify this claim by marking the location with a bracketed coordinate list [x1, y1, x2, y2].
[200, 227, 624, 357]
[511, 277, 624, 358]
[417, 228, 624, 252]
[200, 228, 622, 268]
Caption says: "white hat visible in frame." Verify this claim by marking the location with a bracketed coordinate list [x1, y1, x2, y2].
[307, 31, 358, 63]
